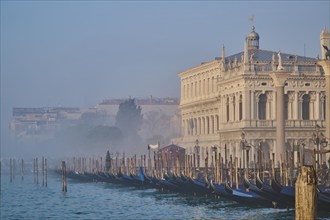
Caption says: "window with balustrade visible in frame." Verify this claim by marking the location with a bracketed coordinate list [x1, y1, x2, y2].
[226, 97, 230, 122]
[258, 94, 267, 120]
[233, 96, 236, 121]
[323, 96, 326, 120]
[239, 95, 242, 121]
[284, 94, 288, 120]
[302, 94, 310, 120]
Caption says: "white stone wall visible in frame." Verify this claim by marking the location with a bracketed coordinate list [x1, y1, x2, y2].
[176, 55, 326, 166]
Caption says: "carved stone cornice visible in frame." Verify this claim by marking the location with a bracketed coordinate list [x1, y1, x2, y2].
[179, 60, 220, 78]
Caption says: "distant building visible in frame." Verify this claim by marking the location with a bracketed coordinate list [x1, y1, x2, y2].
[10, 97, 181, 145]
[10, 107, 81, 138]
[96, 96, 179, 122]
[96, 97, 181, 144]
[158, 144, 185, 173]
[175, 26, 327, 166]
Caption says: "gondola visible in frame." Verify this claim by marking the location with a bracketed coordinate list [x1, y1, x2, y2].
[317, 187, 330, 211]
[255, 175, 294, 208]
[222, 180, 275, 207]
[244, 177, 287, 208]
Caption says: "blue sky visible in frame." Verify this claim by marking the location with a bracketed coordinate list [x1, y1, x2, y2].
[1, 1, 329, 144]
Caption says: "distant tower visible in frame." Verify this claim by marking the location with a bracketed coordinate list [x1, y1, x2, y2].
[320, 27, 330, 59]
[246, 26, 260, 50]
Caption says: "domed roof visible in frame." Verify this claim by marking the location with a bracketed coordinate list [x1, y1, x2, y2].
[246, 25, 260, 50]
[247, 26, 260, 40]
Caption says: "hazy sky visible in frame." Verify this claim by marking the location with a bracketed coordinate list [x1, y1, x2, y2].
[1, 1, 329, 148]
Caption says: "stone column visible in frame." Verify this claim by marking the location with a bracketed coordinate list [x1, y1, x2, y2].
[315, 92, 320, 120]
[243, 90, 251, 121]
[197, 117, 200, 135]
[229, 96, 234, 122]
[271, 71, 288, 165]
[235, 95, 239, 121]
[202, 117, 205, 135]
[293, 92, 299, 120]
[318, 60, 330, 162]
[210, 115, 214, 134]
[251, 91, 255, 120]
[266, 92, 272, 120]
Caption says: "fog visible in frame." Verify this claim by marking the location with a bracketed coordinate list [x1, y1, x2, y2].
[1, 103, 179, 161]
[1, 1, 329, 160]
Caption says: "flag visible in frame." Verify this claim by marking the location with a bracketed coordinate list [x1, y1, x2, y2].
[249, 15, 254, 23]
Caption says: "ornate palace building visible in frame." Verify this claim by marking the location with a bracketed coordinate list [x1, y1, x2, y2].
[176, 26, 329, 165]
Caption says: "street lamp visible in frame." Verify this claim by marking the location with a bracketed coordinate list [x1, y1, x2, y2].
[241, 132, 248, 168]
[312, 124, 328, 168]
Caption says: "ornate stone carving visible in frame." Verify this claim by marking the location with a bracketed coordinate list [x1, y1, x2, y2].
[298, 91, 306, 102]
[321, 81, 325, 87]
[234, 57, 238, 67]
[320, 92, 326, 101]
[309, 91, 316, 101]
[277, 52, 283, 70]
[228, 60, 232, 69]
[287, 91, 295, 102]
[291, 80, 298, 88]
[254, 91, 263, 99]
[250, 54, 254, 64]
[266, 91, 273, 100]
[272, 53, 276, 64]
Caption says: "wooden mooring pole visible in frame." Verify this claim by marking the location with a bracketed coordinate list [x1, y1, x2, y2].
[36, 158, 38, 184]
[45, 158, 47, 187]
[295, 165, 317, 219]
[62, 161, 67, 192]
[33, 158, 36, 184]
[10, 158, 13, 183]
[42, 156, 45, 187]
[21, 159, 24, 180]
[13, 158, 16, 181]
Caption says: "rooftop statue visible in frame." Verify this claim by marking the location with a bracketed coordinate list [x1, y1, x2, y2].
[322, 45, 330, 60]
[277, 52, 284, 70]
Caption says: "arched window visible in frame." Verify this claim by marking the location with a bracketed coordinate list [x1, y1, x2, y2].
[284, 94, 289, 120]
[323, 96, 326, 120]
[258, 94, 267, 120]
[226, 97, 230, 122]
[206, 116, 210, 134]
[233, 96, 236, 121]
[302, 94, 310, 120]
[239, 95, 243, 121]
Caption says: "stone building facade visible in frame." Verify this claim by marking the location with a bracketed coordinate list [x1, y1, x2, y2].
[176, 26, 328, 166]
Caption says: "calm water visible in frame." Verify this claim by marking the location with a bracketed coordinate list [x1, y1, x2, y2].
[0, 170, 328, 220]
